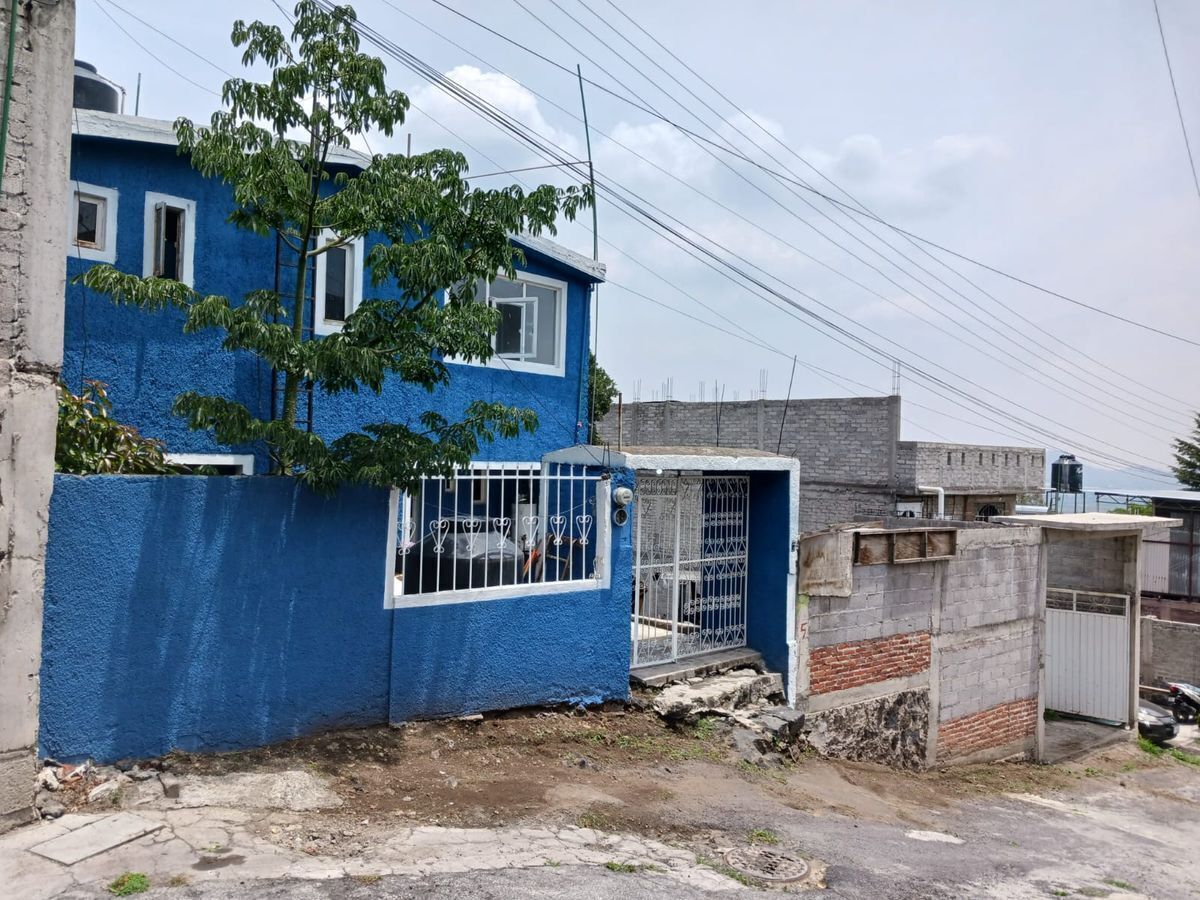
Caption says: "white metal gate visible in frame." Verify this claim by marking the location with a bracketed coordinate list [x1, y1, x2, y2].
[631, 474, 750, 667]
[1045, 589, 1131, 724]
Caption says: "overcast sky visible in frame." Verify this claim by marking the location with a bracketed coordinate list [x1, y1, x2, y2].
[75, 1, 1200, 485]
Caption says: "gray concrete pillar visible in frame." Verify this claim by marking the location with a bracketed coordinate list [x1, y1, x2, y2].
[0, 0, 74, 832]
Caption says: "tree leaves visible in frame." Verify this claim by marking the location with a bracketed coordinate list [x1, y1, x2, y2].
[1171, 413, 1200, 490]
[56, 382, 180, 475]
[80, 1, 592, 493]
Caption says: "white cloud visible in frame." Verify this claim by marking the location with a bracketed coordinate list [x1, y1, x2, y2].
[596, 120, 715, 184]
[803, 133, 1007, 218]
[408, 65, 580, 162]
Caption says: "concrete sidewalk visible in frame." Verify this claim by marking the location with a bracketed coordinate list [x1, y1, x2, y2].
[0, 804, 740, 898]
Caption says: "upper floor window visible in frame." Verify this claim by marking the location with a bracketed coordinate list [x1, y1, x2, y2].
[70, 182, 118, 263]
[473, 272, 566, 376]
[314, 230, 363, 336]
[143, 192, 196, 287]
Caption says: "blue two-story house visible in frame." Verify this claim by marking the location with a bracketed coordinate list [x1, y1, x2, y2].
[38, 102, 797, 764]
[66, 107, 615, 602]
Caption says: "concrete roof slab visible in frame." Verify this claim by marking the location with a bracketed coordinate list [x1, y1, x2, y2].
[994, 512, 1183, 532]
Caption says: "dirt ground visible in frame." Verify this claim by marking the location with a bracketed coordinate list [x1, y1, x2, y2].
[134, 697, 1177, 863]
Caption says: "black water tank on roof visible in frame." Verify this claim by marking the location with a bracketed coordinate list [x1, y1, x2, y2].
[1051, 454, 1083, 493]
[73, 60, 121, 113]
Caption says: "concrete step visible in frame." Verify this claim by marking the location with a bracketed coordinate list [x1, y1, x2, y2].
[631, 648, 765, 688]
[652, 668, 784, 721]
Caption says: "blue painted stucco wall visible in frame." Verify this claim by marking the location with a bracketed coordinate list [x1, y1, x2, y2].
[40, 475, 395, 762]
[390, 468, 634, 720]
[66, 134, 595, 470]
[745, 470, 793, 680]
[41, 468, 634, 761]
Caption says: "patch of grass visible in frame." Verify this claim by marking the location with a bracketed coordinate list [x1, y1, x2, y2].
[352, 875, 383, 885]
[1083, 766, 1103, 777]
[1103, 879, 1136, 891]
[698, 855, 761, 888]
[692, 716, 719, 740]
[578, 809, 617, 831]
[544, 859, 562, 867]
[1169, 747, 1200, 767]
[165, 875, 189, 888]
[107, 873, 150, 896]
[1050, 891, 1069, 897]
[747, 828, 780, 845]
[604, 861, 662, 874]
[1138, 735, 1166, 757]
[1138, 736, 1200, 766]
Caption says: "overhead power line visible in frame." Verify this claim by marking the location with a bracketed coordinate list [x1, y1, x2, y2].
[586, 0, 1200, 409]
[391, 0, 1193, 434]
[92, 0, 219, 96]
[422, 0, 1200, 353]
[349, 17, 1178, 484]
[1153, 0, 1200, 205]
[108, 0, 1182, 482]
[522, 0, 1190, 436]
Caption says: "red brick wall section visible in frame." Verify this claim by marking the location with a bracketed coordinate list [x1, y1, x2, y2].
[936, 698, 1038, 762]
[810, 632, 931, 695]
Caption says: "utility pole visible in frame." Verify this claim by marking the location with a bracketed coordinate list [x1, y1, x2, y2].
[0, 0, 75, 831]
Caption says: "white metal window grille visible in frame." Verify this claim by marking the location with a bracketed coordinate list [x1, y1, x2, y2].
[632, 474, 750, 667]
[394, 462, 601, 598]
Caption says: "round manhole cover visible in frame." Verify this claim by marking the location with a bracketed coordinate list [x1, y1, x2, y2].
[724, 846, 810, 883]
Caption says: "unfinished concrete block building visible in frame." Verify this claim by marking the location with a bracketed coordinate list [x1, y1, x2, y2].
[598, 396, 1045, 532]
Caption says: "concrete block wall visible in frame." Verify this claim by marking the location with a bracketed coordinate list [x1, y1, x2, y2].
[897, 442, 1044, 495]
[937, 621, 1039, 724]
[599, 396, 899, 492]
[0, 0, 74, 831]
[799, 525, 1044, 768]
[800, 484, 894, 534]
[808, 564, 935, 647]
[1047, 535, 1127, 594]
[1141, 618, 1200, 687]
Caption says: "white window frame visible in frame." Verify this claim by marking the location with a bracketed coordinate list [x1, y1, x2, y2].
[142, 192, 196, 287]
[69, 182, 118, 263]
[165, 453, 255, 474]
[384, 463, 611, 609]
[313, 230, 364, 336]
[466, 271, 569, 377]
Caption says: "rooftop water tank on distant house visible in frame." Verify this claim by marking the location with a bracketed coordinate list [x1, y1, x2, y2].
[73, 61, 122, 113]
[1051, 454, 1083, 493]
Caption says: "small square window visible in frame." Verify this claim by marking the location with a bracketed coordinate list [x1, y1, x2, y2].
[75, 195, 103, 247]
[69, 182, 118, 263]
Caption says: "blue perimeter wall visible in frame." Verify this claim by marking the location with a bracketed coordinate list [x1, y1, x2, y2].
[390, 469, 635, 721]
[745, 470, 793, 679]
[40, 471, 633, 762]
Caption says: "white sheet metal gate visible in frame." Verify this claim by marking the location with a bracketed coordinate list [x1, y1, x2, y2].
[631, 474, 750, 667]
[1045, 589, 1131, 724]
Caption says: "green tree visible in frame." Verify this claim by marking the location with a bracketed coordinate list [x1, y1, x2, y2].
[56, 381, 180, 475]
[1173, 413, 1200, 489]
[587, 353, 617, 444]
[81, 1, 590, 493]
